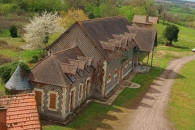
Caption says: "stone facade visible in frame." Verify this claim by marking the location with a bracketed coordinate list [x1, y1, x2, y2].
[31, 17, 157, 122]
[32, 67, 93, 121]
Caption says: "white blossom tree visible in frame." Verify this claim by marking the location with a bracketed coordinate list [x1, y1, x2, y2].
[24, 12, 62, 49]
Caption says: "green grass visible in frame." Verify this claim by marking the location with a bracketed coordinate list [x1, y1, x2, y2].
[168, 60, 195, 130]
[44, 103, 117, 130]
[0, 49, 42, 63]
[157, 22, 195, 52]
[0, 79, 5, 96]
[0, 29, 10, 37]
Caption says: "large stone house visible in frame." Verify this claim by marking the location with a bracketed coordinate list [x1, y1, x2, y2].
[30, 16, 157, 122]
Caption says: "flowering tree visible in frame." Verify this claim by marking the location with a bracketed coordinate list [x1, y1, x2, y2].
[61, 9, 88, 29]
[24, 12, 61, 49]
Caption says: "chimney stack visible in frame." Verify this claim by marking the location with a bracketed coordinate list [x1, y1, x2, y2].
[146, 15, 149, 23]
[0, 106, 7, 130]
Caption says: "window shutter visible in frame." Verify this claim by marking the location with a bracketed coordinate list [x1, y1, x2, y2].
[49, 93, 57, 109]
[35, 91, 42, 106]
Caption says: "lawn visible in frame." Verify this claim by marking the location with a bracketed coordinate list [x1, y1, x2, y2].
[43, 23, 194, 130]
[168, 60, 195, 130]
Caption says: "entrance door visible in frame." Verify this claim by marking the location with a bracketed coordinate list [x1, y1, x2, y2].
[120, 67, 123, 81]
[70, 90, 75, 112]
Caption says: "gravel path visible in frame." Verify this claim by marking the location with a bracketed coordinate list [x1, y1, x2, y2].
[128, 55, 195, 130]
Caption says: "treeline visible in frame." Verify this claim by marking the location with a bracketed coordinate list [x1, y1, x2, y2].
[0, 0, 157, 21]
[156, 2, 195, 28]
[1, 0, 195, 28]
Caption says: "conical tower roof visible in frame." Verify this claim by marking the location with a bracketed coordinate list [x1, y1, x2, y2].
[5, 63, 32, 91]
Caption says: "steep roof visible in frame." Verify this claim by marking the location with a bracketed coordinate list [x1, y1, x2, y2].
[128, 26, 157, 52]
[78, 16, 132, 60]
[5, 64, 32, 91]
[133, 15, 159, 25]
[49, 16, 157, 61]
[0, 93, 41, 130]
[30, 55, 67, 87]
[31, 47, 92, 87]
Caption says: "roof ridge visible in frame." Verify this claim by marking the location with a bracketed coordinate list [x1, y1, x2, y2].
[54, 57, 68, 87]
[77, 21, 109, 60]
[79, 16, 126, 23]
[0, 93, 35, 99]
[31, 55, 52, 70]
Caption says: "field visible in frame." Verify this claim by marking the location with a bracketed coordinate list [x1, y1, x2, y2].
[168, 60, 195, 130]
[43, 23, 195, 129]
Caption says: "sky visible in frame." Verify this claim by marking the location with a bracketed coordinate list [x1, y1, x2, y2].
[185, 0, 195, 1]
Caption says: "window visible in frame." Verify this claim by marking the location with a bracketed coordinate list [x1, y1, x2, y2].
[49, 93, 57, 109]
[66, 74, 76, 82]
[107, 74, 111, 84]
[114, 69, 118, 78]
[79, 84, 83, 99]
[125, 62, 128, 68]
[78, 70, 84, 77]
[35, 91, 42, 107]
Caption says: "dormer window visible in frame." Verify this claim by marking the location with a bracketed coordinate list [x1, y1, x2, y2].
[66, 74, 76, 82]
[78, 70, 84, 77]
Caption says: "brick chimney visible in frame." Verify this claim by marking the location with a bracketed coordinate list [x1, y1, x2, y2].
[0, 106, 7, 130]
[146, 15, 149, 23]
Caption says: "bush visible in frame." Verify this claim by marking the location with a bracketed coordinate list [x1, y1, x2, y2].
[0, 62, 30, 83]
[0, 62, 17, 83]
[29, 55, 39, 63]
[163, 24, 179, 46]
[9, 26, 18, 38]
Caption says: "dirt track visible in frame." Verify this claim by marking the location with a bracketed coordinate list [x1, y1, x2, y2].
[128, 55, 195, 130]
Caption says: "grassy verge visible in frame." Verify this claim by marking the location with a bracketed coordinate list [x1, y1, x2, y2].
[168, 61, 195, 130]
[0, 79, 5, 96]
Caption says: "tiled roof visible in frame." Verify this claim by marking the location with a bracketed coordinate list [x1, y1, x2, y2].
[0, 93, 41, 130]
[78, 16, 132, 60]
[128, 26, 157, 52]
[31, 47, 93, 87]
[133, 15, 159, 25]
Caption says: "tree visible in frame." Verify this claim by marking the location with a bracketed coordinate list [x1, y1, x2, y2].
[164, 24, 179, 46]
[9, 26, 18, 38]
[24, 11, 61, 49]
[61, 9, 88, 29]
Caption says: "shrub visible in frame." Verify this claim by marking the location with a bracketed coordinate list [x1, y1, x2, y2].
[9, 26, 18, 38]
[0, 62, 30, 83]
[29, 55, 39, 63]
[163, 24, 179, 46]
[0, 62, 17, 83]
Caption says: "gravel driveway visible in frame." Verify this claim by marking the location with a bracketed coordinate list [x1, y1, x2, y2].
[128, 55, 195, 130]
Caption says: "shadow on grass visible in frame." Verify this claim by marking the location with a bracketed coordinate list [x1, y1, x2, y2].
[65, 102, 120, 130]
[172, 45, 190, 50]
[43, 66, 185, 130]
[113, 66, 184, 110]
